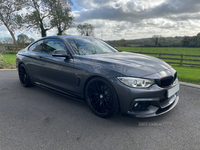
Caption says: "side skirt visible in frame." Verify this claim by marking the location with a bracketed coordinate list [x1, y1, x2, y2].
[33, 82, 85, 102]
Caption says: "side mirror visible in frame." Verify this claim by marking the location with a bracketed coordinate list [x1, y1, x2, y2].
[52, 49, 70, 58]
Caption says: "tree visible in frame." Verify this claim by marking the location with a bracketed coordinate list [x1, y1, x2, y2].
[21, 0, 53, 37]
[0, 37, 14, 44]
[18, 0, 74, 37]
[188, 36, 197, 47]
[43, 0, 74, 35]
[181, 36, 190, 47]
[17, 34, 35, 44]
[197, 33, 200, 47]
[29, 38, 35, 43]
[0, 0, 25, 48]
[152, 35, 162, 46]
[118, 39, 128, 47]
[17, 34, 29, 44]
[77, 23, 94, 36]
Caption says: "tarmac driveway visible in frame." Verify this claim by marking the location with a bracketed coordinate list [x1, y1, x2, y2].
[0, 70, 200, 150]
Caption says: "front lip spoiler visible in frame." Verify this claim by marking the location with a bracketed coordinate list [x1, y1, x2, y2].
[127, 95, 179, 118]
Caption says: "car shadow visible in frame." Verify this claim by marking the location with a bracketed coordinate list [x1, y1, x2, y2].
[19, 84, 176, 128]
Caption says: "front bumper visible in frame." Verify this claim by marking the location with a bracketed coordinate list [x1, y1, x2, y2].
[114, 78, 179, 118]
[127, 94, 179, 118]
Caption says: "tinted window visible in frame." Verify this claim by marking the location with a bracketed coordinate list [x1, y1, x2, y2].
[67, 38, 117, 55]
[29, 40, 43, 52]
[43, 39, 66, 55]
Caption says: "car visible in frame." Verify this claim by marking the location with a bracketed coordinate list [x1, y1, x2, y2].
[16, 35, 179, 118]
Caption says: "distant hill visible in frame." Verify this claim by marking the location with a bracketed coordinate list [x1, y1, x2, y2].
[106, 36, 183, 47]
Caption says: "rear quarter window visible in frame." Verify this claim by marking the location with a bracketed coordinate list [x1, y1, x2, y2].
[29, 40, 43, 52]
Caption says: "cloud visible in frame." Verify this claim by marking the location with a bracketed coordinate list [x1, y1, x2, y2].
[70, 0, 200, 40]
[2, 0, 200, 40]
[75, 0, 200, 23]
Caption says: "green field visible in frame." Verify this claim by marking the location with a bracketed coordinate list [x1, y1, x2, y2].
[2, 54, 16, 69]
[118, 47, 200, 67]
[118, 47, 200, 84]
[173, 66, 200, 84]
[117, 47, 200, 55]
[1, 50, 200, 84]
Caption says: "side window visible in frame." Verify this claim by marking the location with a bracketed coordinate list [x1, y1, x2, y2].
[43, 39, 66, 55]
[29, 40, 43, 52]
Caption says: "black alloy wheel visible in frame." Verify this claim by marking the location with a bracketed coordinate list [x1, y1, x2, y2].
[18, 64, 32, 87]
[85, 77, 119, 118]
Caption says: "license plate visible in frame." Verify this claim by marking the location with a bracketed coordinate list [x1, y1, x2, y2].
[167, 84, 179, 98]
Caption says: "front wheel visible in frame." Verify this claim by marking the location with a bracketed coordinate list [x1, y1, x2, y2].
[18, 64, 32, 87]
[85, 77, 119, 118]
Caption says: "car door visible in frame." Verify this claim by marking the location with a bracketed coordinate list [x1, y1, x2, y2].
[26, 40, 43, 81]
[38, 38, 75, 92]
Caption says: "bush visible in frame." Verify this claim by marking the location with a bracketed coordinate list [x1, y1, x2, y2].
[0, 54, 4, 68]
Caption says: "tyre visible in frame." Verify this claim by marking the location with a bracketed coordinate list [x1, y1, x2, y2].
[18, 64, 32, 87]
[85, 77, 119, 118]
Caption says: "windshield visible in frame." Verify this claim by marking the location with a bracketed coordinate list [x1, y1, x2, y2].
[66, 37, 118, 55]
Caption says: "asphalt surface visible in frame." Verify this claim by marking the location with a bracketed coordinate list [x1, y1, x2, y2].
[0, 70, 200, 150]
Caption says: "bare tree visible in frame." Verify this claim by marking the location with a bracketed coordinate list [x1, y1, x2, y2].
[0, 37, 14, 44]
[0, 0, 25, 48]
[77, 23, 94, 36]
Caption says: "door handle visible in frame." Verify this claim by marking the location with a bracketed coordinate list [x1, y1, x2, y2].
[37, 56, 43, 59]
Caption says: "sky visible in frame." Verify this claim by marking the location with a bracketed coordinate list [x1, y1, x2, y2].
[1, 0, 200, 41]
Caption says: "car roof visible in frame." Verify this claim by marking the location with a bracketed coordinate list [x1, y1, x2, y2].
[41, 35, 96, 40]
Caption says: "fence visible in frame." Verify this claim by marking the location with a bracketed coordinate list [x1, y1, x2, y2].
[134, 52, 200, 67]
[1, 45, 200, 67]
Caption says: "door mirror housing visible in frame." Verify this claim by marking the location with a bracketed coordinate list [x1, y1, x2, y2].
[52, 50, 70, 58]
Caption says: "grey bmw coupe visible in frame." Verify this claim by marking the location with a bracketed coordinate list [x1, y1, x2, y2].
[16, 35, 179, 118]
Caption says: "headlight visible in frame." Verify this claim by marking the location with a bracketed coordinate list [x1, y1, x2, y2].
[117, 77, 154, 88]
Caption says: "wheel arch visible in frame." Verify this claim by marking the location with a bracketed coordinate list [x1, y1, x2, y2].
[83, 74, 121, 111]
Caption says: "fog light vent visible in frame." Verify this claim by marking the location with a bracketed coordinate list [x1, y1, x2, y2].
[133, 102, 150, 111]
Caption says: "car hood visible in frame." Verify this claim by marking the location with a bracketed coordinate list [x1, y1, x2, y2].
[78, 52, 172, 77]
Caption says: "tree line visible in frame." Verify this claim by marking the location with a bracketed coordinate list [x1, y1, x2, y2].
[0, 34, 35, 45]
[0, 0, 94, 49]
[106, 33, 200, 47]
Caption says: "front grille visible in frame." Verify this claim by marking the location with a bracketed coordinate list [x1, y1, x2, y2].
[174, 72, 177, 81]
[160, 76, 174, 87]
[156, 72, 177, 88]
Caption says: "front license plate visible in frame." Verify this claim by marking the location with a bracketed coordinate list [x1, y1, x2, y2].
[167, 84, 179, 98]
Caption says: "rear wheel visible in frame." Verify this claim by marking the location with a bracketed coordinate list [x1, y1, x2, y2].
[18, 64, 32, 87]
[85, 77, 119, 118]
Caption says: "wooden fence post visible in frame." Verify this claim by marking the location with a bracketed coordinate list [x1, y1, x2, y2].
[180, 54, 183, 66]
[159, 53, 161, 59]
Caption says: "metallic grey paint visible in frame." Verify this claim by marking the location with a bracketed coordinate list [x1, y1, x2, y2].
[16, 35, 179, 118]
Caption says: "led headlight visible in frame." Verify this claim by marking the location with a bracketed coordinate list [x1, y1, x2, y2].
[117, 77, 154, 88]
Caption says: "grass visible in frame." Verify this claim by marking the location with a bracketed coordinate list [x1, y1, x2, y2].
[118, 47, 200, 66]
[173, 66, 200, 85]
[1, 51, 200, 85]
[118, 47, 200, 85]
[1, 54, 16, 69]
[117, 47, 200, 55]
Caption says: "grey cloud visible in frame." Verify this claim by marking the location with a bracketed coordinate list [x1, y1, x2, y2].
[74, 0, 114, 8]
[167, 13, 200, 21]
[75, 0, 200, 23]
